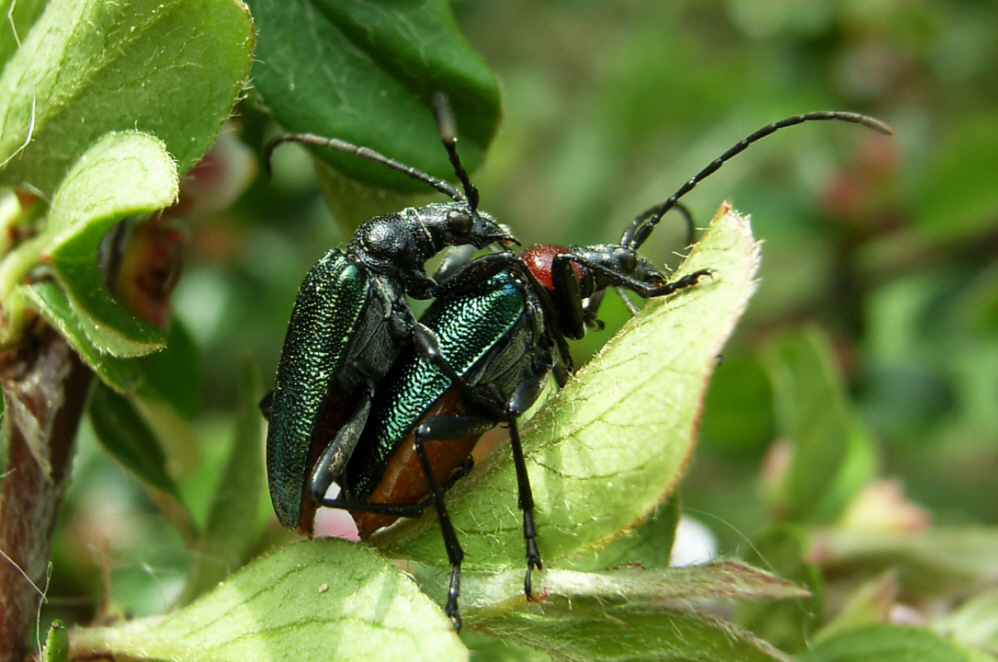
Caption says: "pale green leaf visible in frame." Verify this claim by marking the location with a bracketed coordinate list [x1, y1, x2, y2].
[69, 539, 468, 662]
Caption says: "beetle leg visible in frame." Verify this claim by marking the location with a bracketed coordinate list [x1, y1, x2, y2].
[414, 413, 498, 631]
[432, 250, 522, 296]
[309, 390, 374, 501]
[431, 245, 477, 284]
[550, 253, 587, 340]
[505, 367, 550, 600]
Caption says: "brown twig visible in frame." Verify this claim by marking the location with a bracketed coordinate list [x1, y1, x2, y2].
[0, 326, 92, 662]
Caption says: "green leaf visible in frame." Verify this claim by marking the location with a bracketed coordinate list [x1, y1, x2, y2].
[803, 624, 994, 662]
[934, 587, 998, 656]
[18, 280, 142, 393]
[0, 0, 254, 195]
[41, 619, 69, 662]
[462, 631, 548, 662]
[373, 204, 760, 572]
[811, 527, 998, 597]
[737, 525, 823, 655]
[477, 605, 794, 662]
[178, 355, 264, 606]
[0, 0, 47, 72]
[69, 540, 468, 662]
[761, 327, 878, 523]
[41, 131, 177, 356]
[560, 492, 680, 572]
[913, 113, 998, 245]
[88, 381, 197, 545]
[247, 0, 500, 191]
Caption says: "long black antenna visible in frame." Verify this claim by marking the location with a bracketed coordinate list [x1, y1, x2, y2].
[624, 111, 893, 250]
[265, 133, 464, 201]
[433, 92, 480, 213]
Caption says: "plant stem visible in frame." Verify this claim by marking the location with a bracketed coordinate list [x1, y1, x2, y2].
[0, 326, 92, 662]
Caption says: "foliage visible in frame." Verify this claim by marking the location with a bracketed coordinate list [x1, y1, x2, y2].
[2, 1, 997, 661]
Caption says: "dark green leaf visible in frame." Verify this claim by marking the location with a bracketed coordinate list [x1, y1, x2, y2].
[373, 204, 760, 572]
[19, 280, 142, 392]
[87, 381, 197, 544]
[803, 624, 993, 662]
[69, 540, 468, 662]
[761, 327, 878, 522]
[248, 0, 500, 191]
[0, 0, 254, 195]
[136, 319, 201, 418]
[178, 355, 264, 606]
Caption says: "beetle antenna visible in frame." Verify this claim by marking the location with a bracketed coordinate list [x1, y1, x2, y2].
[265, 133, 465, 202]
[625, 111, 893, 250]
[622, 200, 696, 249]
[433, 92, 480, 213]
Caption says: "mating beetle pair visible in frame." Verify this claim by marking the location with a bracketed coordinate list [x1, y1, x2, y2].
[264, 97, 892, 628]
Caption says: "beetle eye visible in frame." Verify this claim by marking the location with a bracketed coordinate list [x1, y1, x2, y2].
[616, 248, 637, 273]
[446, 209, 474, 235]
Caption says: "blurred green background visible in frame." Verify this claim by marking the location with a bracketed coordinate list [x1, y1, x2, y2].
[54, 0, 998, 621]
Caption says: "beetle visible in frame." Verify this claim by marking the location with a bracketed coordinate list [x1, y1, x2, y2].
[263, 95, 517, 534]
[304, 110, 892, 628]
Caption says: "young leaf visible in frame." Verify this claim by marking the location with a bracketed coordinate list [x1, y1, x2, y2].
[42, 131, 177, 356]
[68, 540, 467, 662]
[0, 0, 254, 195]
[373, 203, 760, 572]
[247, 0, 500, 191]
[177, 355, 264, 606]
